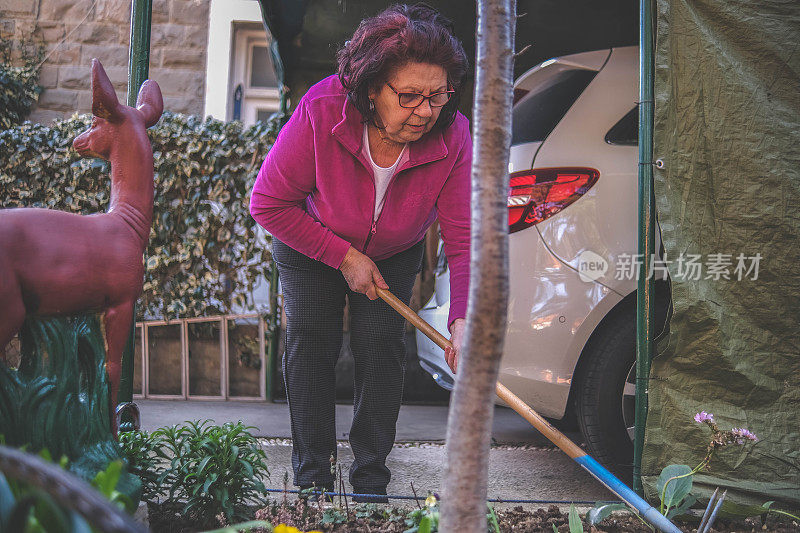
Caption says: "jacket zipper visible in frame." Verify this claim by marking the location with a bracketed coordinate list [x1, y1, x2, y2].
[358, 137, 409, 254]
[362, 220, 377, 253]
[361, 163, 378, 253]
[361, 165, 405, 254]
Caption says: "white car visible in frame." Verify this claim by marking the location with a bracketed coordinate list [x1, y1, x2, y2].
[417, 46, 670, 476]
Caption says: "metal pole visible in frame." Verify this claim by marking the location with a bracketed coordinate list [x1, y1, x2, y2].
[119, 0, 153, 412]
[634, 0, 656, 494]
[127, 0, 152, 107]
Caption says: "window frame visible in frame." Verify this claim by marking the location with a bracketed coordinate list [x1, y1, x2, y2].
[233, 26, 281, 125]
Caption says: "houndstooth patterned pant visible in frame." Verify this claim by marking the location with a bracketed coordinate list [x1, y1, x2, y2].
[273, 238, 424, 493]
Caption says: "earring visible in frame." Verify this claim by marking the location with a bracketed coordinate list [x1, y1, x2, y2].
[369, 100, 375, 111]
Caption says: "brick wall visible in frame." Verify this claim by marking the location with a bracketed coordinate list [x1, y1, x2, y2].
[0, 0, 210, 124]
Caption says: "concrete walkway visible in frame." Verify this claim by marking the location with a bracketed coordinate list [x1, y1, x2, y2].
[136, 399, 615, 508]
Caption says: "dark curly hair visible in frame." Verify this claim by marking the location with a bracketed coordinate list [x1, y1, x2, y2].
[336, 3, 469, 132]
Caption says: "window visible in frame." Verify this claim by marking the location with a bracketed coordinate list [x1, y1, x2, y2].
[230, 24, 281, 125]
[512, 69, 597, 146]
[249, 44, 278, 88]
[605, 105, 639, 145]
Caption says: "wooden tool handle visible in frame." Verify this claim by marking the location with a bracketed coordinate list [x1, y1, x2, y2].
[375, 285, 584, 458]
[375, 287, 452, 350]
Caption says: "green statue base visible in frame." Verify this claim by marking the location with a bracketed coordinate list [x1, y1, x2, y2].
[0, 313, 141, 504]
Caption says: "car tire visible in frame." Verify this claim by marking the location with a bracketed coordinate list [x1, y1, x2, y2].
[575, 307, 637, 480]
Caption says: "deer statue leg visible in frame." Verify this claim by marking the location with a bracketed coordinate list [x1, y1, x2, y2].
[103, 300, 135, 434]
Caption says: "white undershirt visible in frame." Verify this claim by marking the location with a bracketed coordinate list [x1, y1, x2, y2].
[362, 124, 408, 220]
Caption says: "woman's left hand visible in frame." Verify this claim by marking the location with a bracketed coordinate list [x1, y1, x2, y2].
[445, 318, 465, 373]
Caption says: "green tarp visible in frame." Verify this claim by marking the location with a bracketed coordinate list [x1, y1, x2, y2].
[642, 0, 800, 511]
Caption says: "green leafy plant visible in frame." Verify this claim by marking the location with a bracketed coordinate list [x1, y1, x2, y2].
[202, 520, 272, 532]
[567, 503, 584, 533]
[657, 412, 758, 517]
[0, 449, 134, 532]
[0, 33, 43, 129]
[0, 112, 282, 320]
[118, 427, 165, 503]
[320, 506, 348, 526]
[398, 494, 518, 533]
[719, 499, 800, 523]
[587, 502, 630, 526]
[404, 492, 440, 533]
[119, 420, 270, 525]
[487, 503, 500, 533]
[91, 460, 135, 514]
[656, 464, 697, 519]
[588, 410, 797, 528]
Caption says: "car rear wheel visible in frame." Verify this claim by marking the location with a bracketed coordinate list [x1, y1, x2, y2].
[575, 309, 637, 480]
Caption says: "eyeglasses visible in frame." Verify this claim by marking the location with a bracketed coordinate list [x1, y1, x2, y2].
[386, 82, 455, 108]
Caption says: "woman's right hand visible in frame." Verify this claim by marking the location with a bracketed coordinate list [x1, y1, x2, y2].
[339, 246, 389, 300]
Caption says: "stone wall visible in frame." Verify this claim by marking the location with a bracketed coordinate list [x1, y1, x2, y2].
[0, 0, 210, 124]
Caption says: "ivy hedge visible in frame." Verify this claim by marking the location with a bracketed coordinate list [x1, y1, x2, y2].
[0, 35, 42, 129]
[0, 112, 282, 319]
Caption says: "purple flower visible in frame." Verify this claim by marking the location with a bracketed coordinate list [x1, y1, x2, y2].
[694, 411, 714, 424]
[731, 427, 758, 443]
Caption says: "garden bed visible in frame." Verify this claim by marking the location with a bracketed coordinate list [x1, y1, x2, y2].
[145, 499, 800, 533]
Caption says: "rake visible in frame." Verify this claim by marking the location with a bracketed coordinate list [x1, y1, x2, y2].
[376, 286, 682, 533]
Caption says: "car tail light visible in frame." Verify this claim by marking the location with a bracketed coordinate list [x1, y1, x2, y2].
[508, 167, 599, 233]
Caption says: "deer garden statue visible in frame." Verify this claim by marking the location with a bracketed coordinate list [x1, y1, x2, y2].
[0, 59, 162, 432]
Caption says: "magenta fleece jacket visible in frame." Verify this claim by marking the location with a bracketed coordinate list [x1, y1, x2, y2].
[249, 75, 471, 325]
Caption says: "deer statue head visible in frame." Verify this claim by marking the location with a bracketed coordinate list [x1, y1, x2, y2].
[73, 59, 163, 161]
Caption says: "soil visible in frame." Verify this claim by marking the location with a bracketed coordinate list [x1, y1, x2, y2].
[146, 500, 800, 533]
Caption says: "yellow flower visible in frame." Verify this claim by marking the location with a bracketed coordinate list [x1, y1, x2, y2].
[273, 525, 301, 533]
[425, 493, 438, 508]
[273, 525, 322, 533]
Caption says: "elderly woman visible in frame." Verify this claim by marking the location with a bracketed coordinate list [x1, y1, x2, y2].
[250, 4, 470, 502]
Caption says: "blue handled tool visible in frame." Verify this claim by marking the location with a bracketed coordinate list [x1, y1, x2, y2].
[376, 286, 682, 533]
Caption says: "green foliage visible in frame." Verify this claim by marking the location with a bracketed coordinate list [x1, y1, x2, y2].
[657, 464, 693, 517]
[403, 501, 439, 533]
[91, 460, 135, 514]
[320, 506, 348, 526]
[487, 503, 500, 533]
[117, 427, 165, 503]
[646, 414, 767, 524]
[720, 499, 800, 522]
[587, 502, 630, 526]
[0, 34, 43, 129]
[0, 112, 282, 320]
[397, 496, 515, 533]
[0, 450, 131, 533]
[352, 502, 393, 521]
[202, 521, 272, 532]
[118, 420, 270, 525]
[567, 504, 583, 533]
[720, 499, 773, 518]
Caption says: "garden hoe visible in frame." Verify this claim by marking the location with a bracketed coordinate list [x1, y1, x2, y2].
[375, 286, 682, 533]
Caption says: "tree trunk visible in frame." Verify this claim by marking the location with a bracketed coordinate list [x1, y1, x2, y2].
[439, 1, 515, 532]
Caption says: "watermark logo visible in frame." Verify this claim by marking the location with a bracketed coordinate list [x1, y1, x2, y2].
[576, 251, 762, 282]
[577, 250, 609, 282]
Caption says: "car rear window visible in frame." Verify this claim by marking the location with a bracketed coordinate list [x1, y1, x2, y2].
[605, 105, 639, 145]
[511, 68, 597, 146]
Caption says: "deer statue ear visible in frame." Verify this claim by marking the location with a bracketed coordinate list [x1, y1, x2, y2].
[136, 79, 164, 128]
[91, 59, 122, 121]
